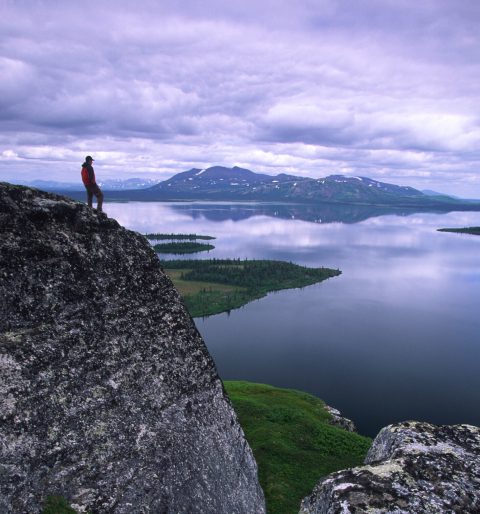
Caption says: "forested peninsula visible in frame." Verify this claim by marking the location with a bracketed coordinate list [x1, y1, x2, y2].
[162, 259, 341, 317]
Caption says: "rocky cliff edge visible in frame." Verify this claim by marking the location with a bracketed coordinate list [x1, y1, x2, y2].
[0, 183, 265, 513]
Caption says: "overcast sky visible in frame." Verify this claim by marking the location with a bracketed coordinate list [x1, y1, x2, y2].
[1, 0, 480, 196]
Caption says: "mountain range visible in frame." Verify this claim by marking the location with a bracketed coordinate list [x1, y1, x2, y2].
[23, 178, 161, 191]
[149, 166, 438, 205]
[23, 166, 480, 209]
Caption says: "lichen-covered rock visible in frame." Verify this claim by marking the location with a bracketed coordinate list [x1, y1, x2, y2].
[0, 183, 265, 514]
[299, 421, 480, 514]
[324, 405, 356, 432]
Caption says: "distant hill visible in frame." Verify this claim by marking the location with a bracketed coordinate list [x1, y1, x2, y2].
[422, 189, 454, 198]
[24, 178, 161, 191]
[422, 189, 480, 203]
[98, 178, 161, 190]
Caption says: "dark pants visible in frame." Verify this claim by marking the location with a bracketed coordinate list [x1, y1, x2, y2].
[85, 183, 104, 211]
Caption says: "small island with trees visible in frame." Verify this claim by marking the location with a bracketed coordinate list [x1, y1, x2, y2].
[153, 242, 215, 254]
[437, 226, 480, 235]
[145, 233, 216, 254]
[161, 258, 341, 317]
[145, 233, 216, 241]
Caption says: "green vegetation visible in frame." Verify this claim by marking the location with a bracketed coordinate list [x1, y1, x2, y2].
[42, 496, 77, 514]
[153, 242, 215, 254]
[224, 381, 372, 514]
[162, 259, 341, 317]
[145, 232, 215, 240]
[438, 226, 480, 235]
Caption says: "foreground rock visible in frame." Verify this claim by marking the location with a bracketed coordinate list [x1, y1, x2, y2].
[300, 421, 480, 513]
[0, 183, 265, 513]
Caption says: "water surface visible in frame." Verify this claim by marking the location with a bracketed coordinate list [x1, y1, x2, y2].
[106, 201, 480, 436]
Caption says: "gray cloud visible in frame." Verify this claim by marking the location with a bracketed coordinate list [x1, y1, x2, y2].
[1, 0, 480, 197]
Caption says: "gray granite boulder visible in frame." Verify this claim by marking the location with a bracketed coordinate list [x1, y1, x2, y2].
[300, 420, 480, 514]
[324, 405, 356, 433]
[0, 183, 265, 513]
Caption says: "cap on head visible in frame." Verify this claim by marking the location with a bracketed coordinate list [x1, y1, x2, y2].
[85, 155, 94, 162]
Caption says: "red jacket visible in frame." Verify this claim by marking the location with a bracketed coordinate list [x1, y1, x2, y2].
[81, 162, 96, 186]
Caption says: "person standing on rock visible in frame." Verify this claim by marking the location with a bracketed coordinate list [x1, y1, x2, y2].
[81, 155, 104, 212]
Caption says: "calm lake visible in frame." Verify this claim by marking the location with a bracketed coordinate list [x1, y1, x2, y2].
[106, 201, 480, 437]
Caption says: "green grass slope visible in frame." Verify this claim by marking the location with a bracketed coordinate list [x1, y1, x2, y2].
[224, 381, 372, 514]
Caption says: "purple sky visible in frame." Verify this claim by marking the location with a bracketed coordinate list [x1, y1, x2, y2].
[1, 0, 480, 196]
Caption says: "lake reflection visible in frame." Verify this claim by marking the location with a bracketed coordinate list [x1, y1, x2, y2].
[107, 202, 480, 436]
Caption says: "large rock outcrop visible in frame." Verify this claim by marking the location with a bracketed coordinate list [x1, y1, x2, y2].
[0, 183, 265, 513]
[300, 421, 480, 514]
